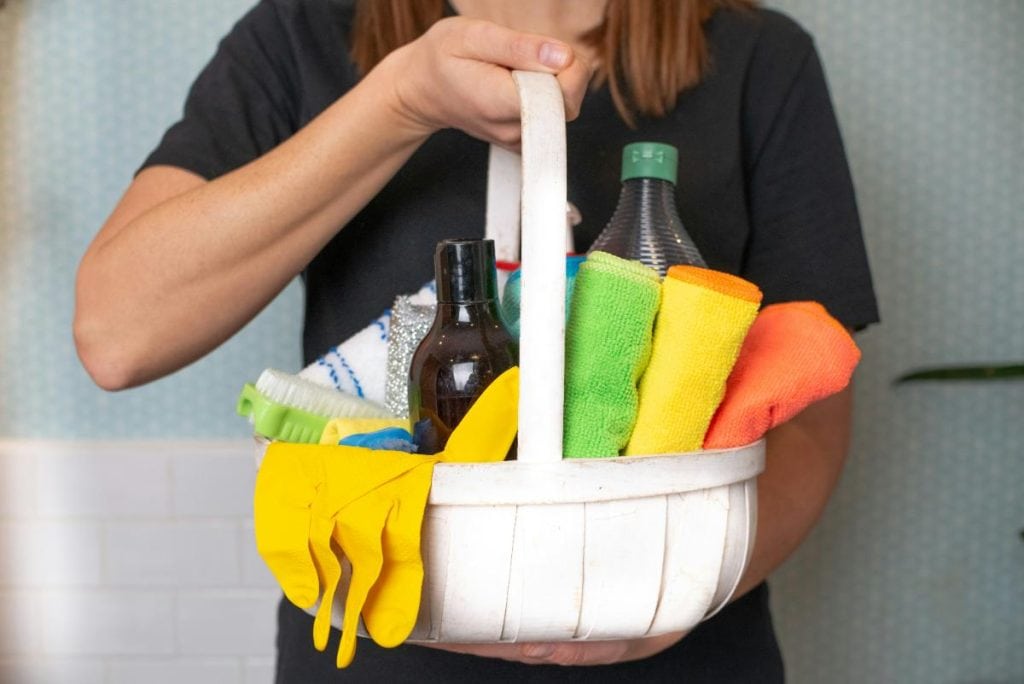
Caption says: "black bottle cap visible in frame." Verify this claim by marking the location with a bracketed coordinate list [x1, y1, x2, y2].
[435, 238, 498, 304]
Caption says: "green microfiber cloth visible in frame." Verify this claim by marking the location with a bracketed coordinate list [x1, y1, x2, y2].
[563, 251, 662, 458]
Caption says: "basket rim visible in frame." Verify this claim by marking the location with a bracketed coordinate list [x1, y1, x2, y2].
[425, 440, 764, 505]
[253, 437, 765, 506]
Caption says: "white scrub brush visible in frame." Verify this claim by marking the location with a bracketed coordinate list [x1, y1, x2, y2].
[237, 369, 393, 444]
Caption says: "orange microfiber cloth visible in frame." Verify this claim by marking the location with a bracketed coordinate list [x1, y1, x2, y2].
[703, 301, 862, 449]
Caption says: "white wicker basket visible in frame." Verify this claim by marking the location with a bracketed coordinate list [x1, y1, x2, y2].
[255, 438, 762, 642]
[256, 71, 765, 643]
[410, 444, 763, 642]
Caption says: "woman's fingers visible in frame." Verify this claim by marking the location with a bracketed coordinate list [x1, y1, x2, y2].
[518, 640, 631, 666]
[557, 55, 594, 122]
[448, 19, 592, 124]
[422, 631, 686, 666]
[440, 18, 574, 72]
[380, 17, 594, 149]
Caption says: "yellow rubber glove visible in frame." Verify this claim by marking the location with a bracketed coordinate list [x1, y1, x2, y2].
[254, 367, 519, 667]
[326, 485, 396, 667]
[309, 488, 391, 662]
[440, 366, 519, 463]
[358, 465, 435, 650]
[252, 445, 324, 608]
[254, 448, 431, 608]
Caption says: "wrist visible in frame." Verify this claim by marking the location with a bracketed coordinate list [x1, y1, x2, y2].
[365, 47, 440, 143]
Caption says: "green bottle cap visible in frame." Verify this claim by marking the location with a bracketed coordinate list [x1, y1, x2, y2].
[620, 142, 678, 184]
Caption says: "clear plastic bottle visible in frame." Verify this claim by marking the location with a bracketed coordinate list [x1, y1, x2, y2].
[408, 239, 518, 457]
[588, 142, 706, 276]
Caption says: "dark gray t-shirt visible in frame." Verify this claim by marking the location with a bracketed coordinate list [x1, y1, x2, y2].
[142, 0, 879, 680]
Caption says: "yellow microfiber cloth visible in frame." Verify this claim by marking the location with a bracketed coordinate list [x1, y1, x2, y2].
[563, 251, 662, 458]
[703, 301, 861, 449]
[319, 417, 412, 446]
[625, 265, 762, 456]
[254, 367, 518, 668]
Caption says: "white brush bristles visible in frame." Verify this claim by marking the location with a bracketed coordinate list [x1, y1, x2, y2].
[255, 369, 394, 419]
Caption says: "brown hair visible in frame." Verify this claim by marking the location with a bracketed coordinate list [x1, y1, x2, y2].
[351, 0, 755, 126]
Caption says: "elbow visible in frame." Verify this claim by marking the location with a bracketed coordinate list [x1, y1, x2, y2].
[73, 291, 192, 391]
[73, 278, 149, 391]
[74, 255, 153, 391]
[73, 313, 141, 391]
[73, 247, 211, 390]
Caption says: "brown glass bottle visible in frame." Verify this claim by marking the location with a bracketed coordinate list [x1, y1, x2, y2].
[409, 239, 518, 457]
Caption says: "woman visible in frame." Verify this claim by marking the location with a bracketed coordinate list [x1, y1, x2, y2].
[74, 0, 878, 680]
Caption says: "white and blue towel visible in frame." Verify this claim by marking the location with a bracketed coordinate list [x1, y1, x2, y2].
[299, 281, 437, 405]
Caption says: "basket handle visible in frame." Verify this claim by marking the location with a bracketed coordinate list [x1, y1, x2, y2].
[485, 146, 521, 263]
[484, 72, 567, 464]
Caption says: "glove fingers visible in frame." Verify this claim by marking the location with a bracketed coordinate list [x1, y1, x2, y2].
[253, 445, 322, 608]
[310, 515, 342, 652]
[334, 494, 391, 669]
[362, 464, 435, 647]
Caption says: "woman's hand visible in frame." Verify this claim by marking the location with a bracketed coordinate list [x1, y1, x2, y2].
[375, 17, 592, 149]
[421, 630, 686, 666]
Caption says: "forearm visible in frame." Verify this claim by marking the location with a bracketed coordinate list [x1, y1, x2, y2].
[733, 385, 853, 598]
[74, 57, 428, 389]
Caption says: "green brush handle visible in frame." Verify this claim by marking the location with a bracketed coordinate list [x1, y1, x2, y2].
[237, 383, 329, 444]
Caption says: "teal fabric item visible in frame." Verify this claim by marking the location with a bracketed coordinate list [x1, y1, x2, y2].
[562, 252, 661, 458]
[501, 255, 585, 338]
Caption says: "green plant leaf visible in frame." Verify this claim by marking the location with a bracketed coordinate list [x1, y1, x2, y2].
[894, 364, 1024, 384]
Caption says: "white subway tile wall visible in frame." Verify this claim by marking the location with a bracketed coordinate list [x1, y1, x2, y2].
[0, 441, 281, 683]
[244, 658, 277, 684]
[104, 521, 240, 587]
[0, 658, 106, 684]
[172, 451, 258, 518]
[0, 591, 45, 656]
[107, 659, 242, 684]
[36, 447, 172, 518]
[176, 592, 280, 656]
[0, 452, 37, 519]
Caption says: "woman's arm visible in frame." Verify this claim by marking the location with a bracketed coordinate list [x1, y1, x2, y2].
[74, 18, 590, 390]
[425, 385, 854, 666]
[73, 76, 428, 391]
[733, 382, 852, 597]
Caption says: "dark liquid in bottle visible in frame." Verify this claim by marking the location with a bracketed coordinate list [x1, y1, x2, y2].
[409, 307, 518, 456]
[409, 238, 518, 458]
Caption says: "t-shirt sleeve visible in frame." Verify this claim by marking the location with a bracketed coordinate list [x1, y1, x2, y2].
[139, 0, 300, 180]
[740, 14, 880, 330]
